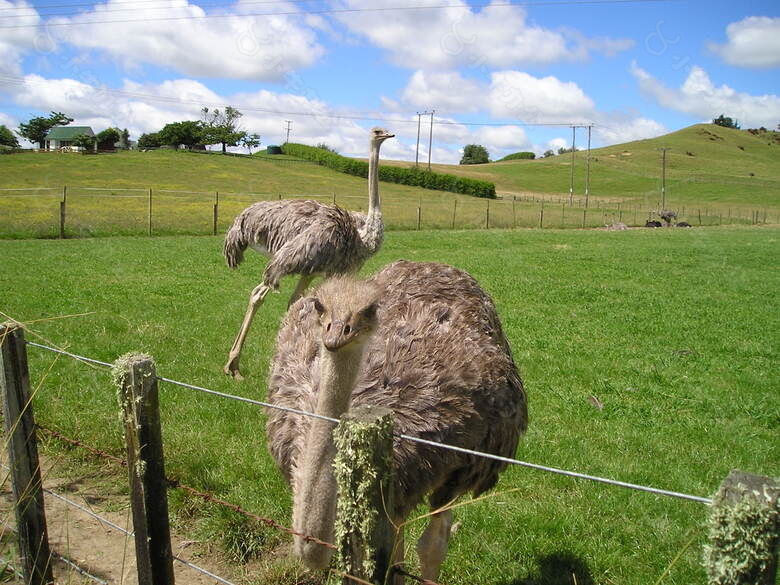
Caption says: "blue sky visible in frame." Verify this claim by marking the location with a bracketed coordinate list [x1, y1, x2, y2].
[0, 0, 778, 162]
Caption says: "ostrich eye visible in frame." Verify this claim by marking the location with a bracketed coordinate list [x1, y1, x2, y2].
[326, 322, 331, 332]
[344, 324, 351, 334]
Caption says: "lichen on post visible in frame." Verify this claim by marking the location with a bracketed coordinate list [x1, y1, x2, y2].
[333, 405, 395, 585]
[704, 469, 780, 585]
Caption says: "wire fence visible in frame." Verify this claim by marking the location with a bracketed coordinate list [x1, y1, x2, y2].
[4, 332, 778, 585]
[0, 185, 771, 239]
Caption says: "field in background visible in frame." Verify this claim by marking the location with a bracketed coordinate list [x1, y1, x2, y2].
[2, 226, 778, 584]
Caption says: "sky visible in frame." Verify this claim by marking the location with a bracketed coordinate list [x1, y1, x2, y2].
[0, 0, 778, 162]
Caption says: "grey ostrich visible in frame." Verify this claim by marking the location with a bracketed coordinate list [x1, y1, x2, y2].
[222, 127, 394, 378]
[267, 260, 527, 582]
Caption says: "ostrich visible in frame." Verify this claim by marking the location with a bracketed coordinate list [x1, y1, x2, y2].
[222, 127, 394, 378]
[267, 260, 527, 581]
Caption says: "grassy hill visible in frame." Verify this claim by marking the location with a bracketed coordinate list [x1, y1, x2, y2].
[393, 124, 780, 211]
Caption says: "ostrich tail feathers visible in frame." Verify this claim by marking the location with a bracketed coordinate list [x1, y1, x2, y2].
[223, 221, 247, 269]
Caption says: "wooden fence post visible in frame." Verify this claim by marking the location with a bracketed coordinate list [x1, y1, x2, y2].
[114, 353, 175, 585]
[486, 199, 490, 229]
[512, 196, 516, 228]
[213, 191, 219, 236]
[416, 206, 421, 231]
[333, 406, 395, 585]
[59, 185, 67, 239]
[0, 323, 54, 585]
[705, 470, 779, 585]
[451, 199, 457, 230]
[148, 188, 153, 237]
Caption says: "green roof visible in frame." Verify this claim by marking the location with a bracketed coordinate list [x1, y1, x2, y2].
[45, 126, 95, 140]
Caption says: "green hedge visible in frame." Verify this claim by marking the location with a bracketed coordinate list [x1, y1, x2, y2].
[281, 143, 496, 199]
[498, 151, 536, 161]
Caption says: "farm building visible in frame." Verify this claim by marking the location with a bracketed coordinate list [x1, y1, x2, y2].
[44, 126, 96, 151]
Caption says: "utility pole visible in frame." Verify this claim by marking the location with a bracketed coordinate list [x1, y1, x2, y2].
[284, 120, 292, 144]
[415, 112, 424, 168]
[427, 110, 435, 171]
[659, 147, 671, 209]
[585, 124, 592, 209]
[568, 125, 576, 206]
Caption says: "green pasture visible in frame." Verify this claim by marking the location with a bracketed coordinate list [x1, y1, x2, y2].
[1, 226, 778, 584]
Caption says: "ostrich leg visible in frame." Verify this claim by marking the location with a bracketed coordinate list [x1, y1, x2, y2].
[416, 508, 453, 581]
[288, 274, 315, 308]
[224, 282, 272, 379]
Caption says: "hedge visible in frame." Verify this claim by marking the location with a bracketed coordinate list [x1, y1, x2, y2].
[281, 143, 496, 199]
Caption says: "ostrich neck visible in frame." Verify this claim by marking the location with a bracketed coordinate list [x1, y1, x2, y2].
[292, 344, 366, 567]
[359, 144, 383, 253]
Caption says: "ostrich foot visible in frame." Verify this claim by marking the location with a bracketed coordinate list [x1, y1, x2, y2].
[223, 356, 244, 380]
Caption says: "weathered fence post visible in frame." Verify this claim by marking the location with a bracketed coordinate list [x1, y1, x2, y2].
[705, 470, 779, 585]
[0, 323, 54, 585]
[416, 206, 421, 231]
[539, 202, 544, 229]
[512, 196, 516, 228]
[486, 199, 490, 229]
[114, 353, 175, 585]
[333, 406, 395, 585]
[59, 185, 67, 239]
[451, 199, 457, 230]
[148, 188, 153, 236]
[213, 191, 219, 236]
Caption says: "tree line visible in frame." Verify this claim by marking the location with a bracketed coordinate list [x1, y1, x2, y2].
[0, 106, 261, 153]
[138, 106, 261, 153]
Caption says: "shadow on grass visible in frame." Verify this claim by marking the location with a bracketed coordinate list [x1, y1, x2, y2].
[501, 551, 594, 585]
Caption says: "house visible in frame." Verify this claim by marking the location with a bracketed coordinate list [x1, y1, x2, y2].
[44, 126, 96, 151]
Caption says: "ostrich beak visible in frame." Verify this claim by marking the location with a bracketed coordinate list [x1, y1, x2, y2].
[322, 320, 359, 351]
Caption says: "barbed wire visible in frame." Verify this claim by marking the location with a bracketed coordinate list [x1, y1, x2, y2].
[24, 340, 714, 504]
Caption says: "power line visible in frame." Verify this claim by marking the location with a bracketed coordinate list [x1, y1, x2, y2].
[0, 0, 677, 29]
[0, 73, 595, 129]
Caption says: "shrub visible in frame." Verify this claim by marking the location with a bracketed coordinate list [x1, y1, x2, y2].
[282, 143, 496, 198]
[498, 151, 535, 162]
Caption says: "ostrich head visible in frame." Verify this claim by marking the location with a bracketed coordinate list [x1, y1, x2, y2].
[312, 277, 380, 352]
[370, 127, 395, 147]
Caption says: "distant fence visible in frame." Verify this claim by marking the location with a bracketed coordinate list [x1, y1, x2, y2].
[2, 322, 779, 585]
[0, 185, 772, 239]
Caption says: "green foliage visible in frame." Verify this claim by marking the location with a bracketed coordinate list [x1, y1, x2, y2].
[713, 114, 740, 130]
[542, 149, 555, 158]
[240, 132, 261, 153]
[315, 142, 338, 153]
[17, 111, 73, 148]
[460, 143, 490, 165]
[137, 132, 161, 148]
[498, 151, 536, 161]
[71, 133, 96, 150]
[283, 142, 496, 198]
[96, 127, 121, 150]
[120, 128, 130, 149]
[0, 124, 20, 148]
[201, 106, 246, 153]
[158, 120, 204, 148]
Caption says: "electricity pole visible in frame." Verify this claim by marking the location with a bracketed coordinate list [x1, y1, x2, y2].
[659, 147, 671, 209]
[415, 112, 423, 167]
[569, 125, 576, 206]
[284, 120, 292, 144]
[427, 110, 435, 171]
[585, 124, 592, 209]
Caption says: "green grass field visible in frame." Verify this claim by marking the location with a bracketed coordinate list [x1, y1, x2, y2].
[2, 226, 778, 584]
[1, 123, 777, 239]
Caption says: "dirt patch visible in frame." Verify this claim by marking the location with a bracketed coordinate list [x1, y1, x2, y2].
[0, 455, 242, 585]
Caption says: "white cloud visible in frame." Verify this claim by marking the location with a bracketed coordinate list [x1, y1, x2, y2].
[0, 0, 41, 75]
[630, 60, 780, 128]
[41, 0, 324, 81]
[595, 117, 667, 145]
[708, 16, 780, 69]
[333, 0, 632, 69]
[394, 71, 483, 113]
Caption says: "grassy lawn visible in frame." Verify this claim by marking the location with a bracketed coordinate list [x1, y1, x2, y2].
[1, 226, 778, 584]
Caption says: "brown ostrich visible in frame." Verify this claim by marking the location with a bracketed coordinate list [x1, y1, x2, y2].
[222, 127, 394, 378]
[266, 260, 527, 581]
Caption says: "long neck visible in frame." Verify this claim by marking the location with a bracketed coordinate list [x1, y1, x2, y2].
[292, 344, 366, 568]
[359, 142, 383, 253]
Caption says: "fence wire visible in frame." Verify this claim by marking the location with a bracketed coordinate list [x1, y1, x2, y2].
[26, 340, 713, 505]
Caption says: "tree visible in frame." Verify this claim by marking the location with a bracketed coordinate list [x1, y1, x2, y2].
[201, 106, 246, 153]
[0, 125, 20, 148]
[542, 149, 555, 158]
[138, 132, 161, 149]
[120, 128, 130, 149]
[240, 132, 261, 154]
[712, 114, 740, 129]
[96, 127, 121, 150]
[158, 121, 204, 148]
[72, 133, 95, 151]
[18, 111, 73, 148]
[460, 144, 490, 165]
